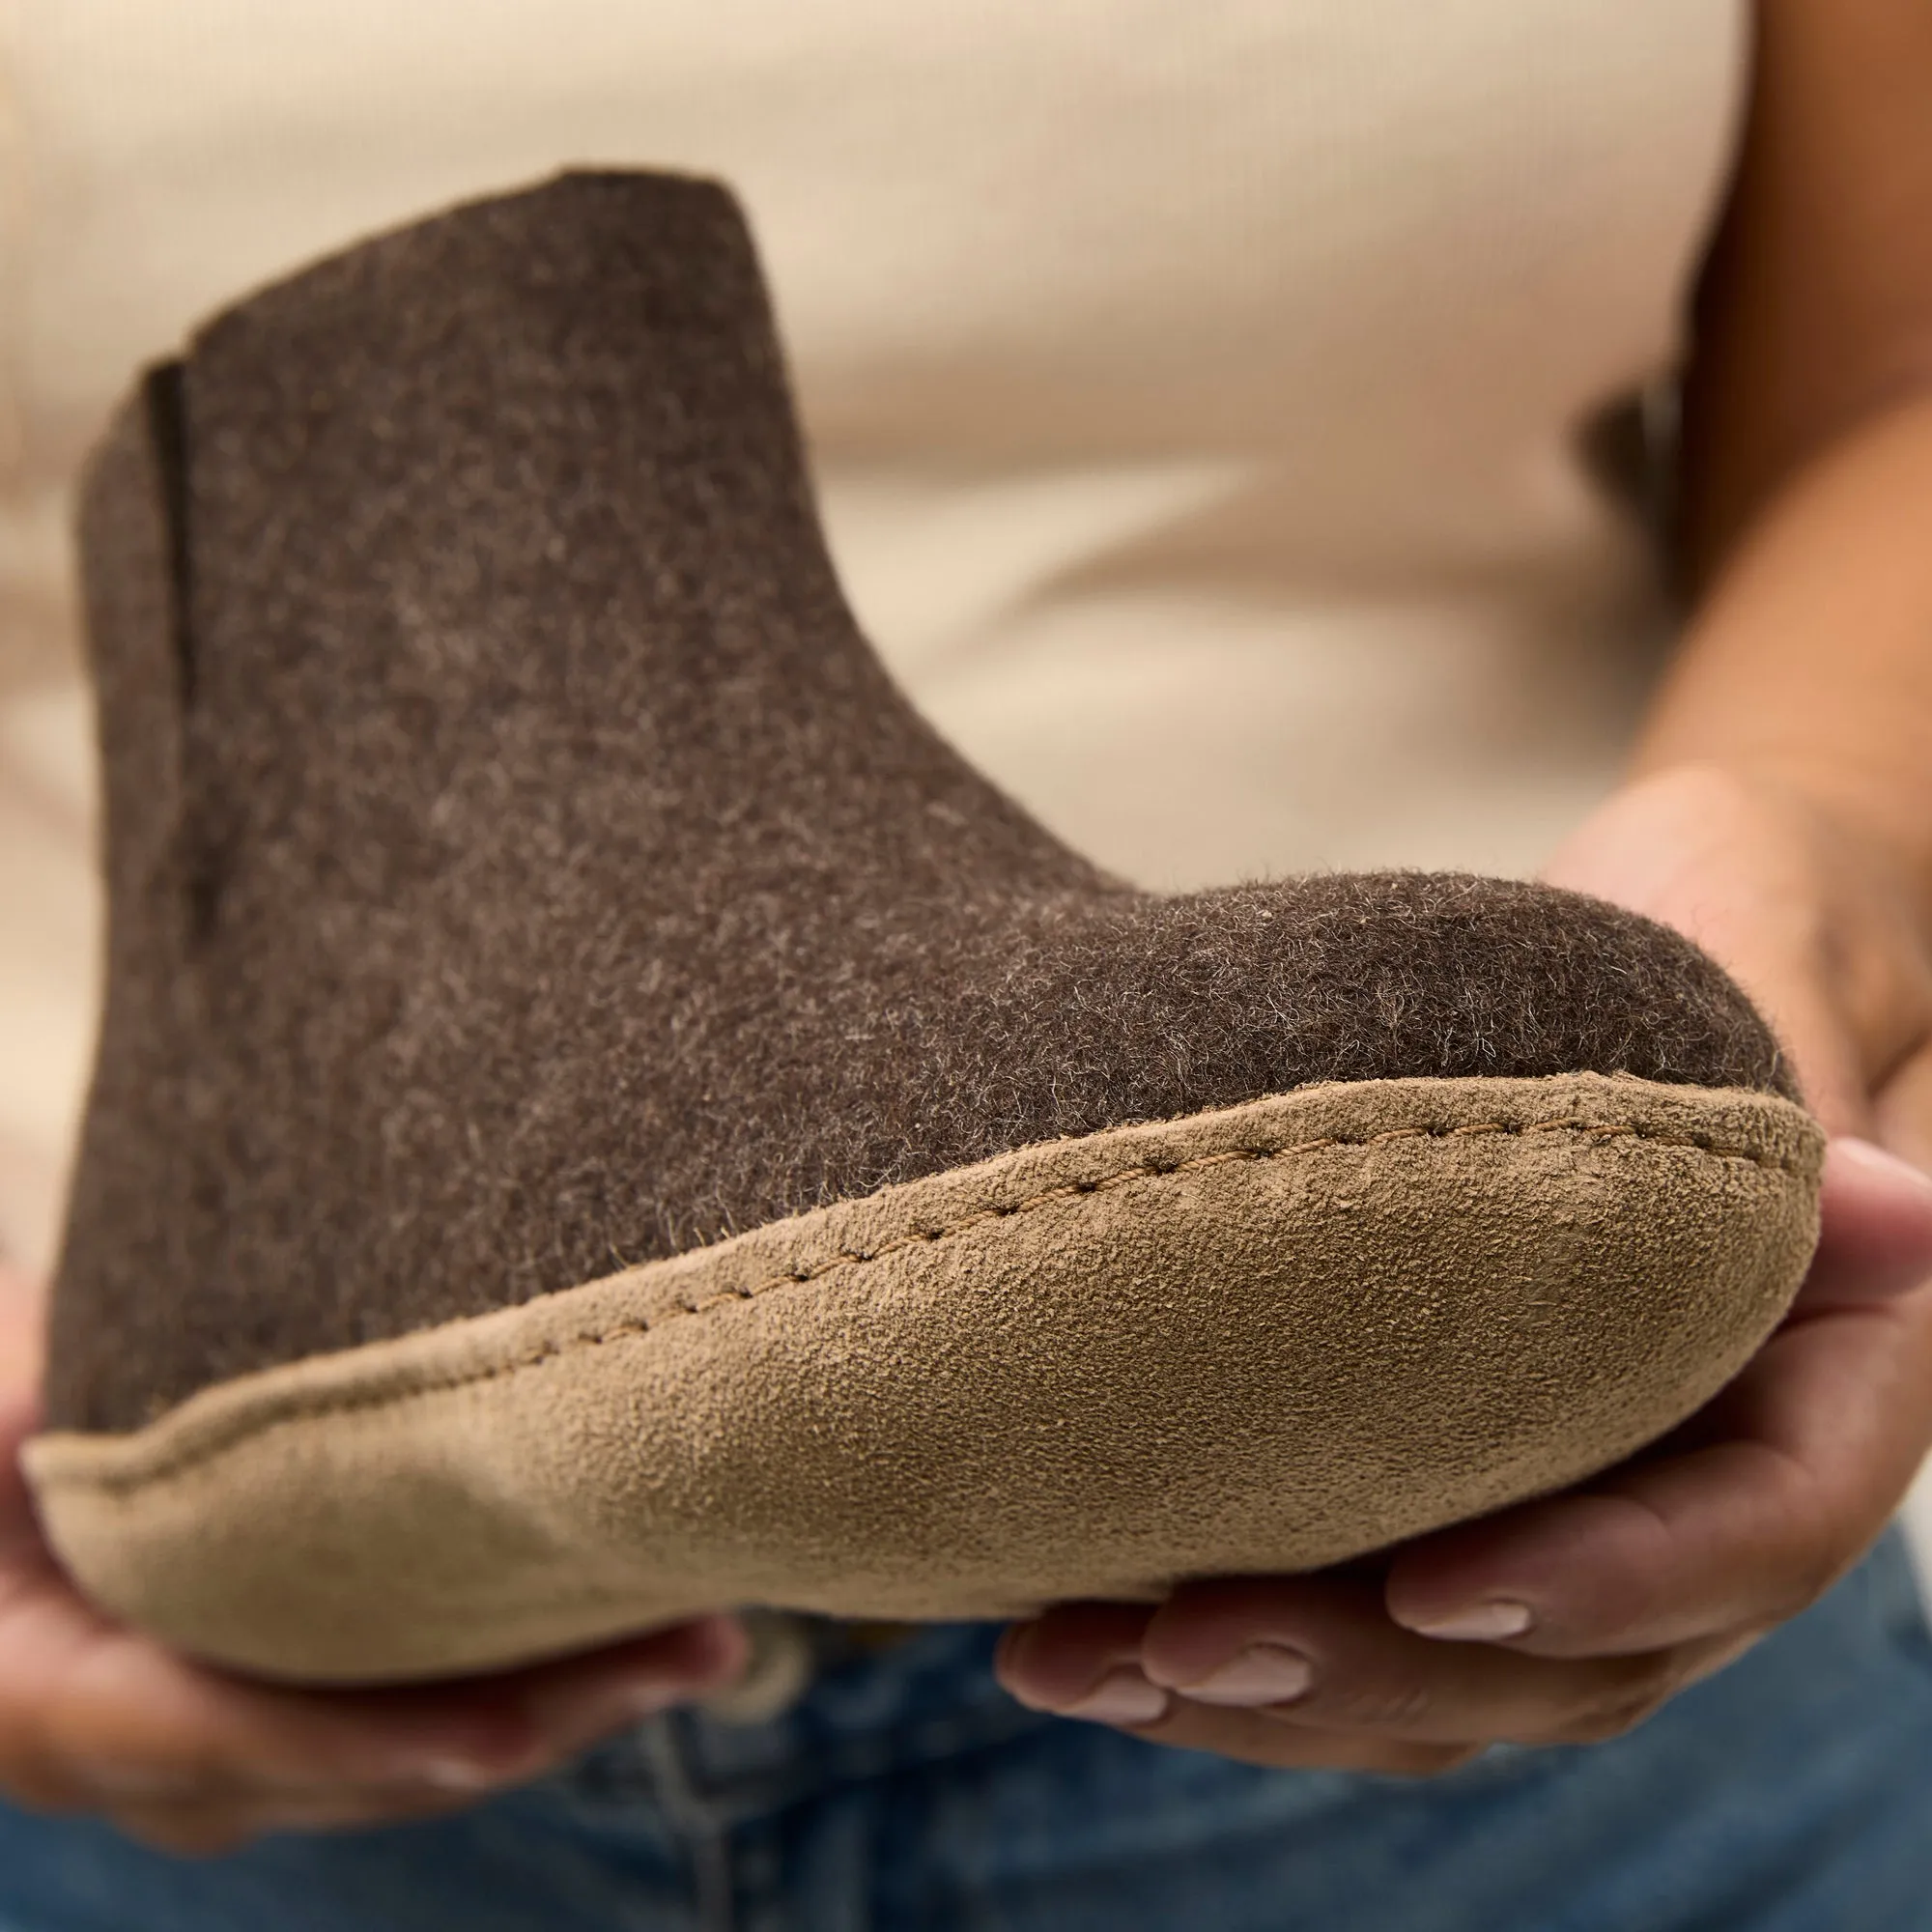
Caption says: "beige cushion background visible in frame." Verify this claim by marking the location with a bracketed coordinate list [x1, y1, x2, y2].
[2, 0, 1928, 1572]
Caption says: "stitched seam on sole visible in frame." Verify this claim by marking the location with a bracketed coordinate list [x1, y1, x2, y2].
[40, 1114, 1808, 1497]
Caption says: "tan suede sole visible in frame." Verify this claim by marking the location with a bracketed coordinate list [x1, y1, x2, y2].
[26, 1071, 1823, 1685]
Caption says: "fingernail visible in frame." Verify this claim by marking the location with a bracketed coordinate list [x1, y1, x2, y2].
[1065, 1668, 1170, 1727]
[1408, 1601, 1534, 1642]
[1179, 1643, 1315, 1708]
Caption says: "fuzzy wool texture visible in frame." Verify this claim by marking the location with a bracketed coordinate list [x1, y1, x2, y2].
[46, 172, 1796, 1436]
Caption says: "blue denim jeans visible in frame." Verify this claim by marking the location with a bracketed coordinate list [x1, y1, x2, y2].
[4, 1531, 1931, 1932]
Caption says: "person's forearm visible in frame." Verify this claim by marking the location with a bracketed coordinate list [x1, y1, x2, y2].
[1637, 391, 1932, 888]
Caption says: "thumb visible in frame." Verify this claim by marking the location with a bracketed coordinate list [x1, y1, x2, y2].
[1796, 1137, 1932, 1312]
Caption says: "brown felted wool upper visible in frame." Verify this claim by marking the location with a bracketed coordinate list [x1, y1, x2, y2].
[44, 170, 1799, 1439]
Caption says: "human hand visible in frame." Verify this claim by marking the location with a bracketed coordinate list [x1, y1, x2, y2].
[997, 765, 1932, 1773]
[0, 1265, 748, 1855]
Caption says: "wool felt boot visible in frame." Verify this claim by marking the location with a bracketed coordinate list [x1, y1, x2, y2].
[26, 173, 1824, 1685]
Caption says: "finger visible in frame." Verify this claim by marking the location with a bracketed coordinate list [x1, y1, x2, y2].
[1794, 1137, 1932, 1312]
[1386, 1278, 1932, 1657]
[1125, 1698, 1481, 1777]
[1137, 1573, 1731, 1747]
[103, 1801, 263, 1859]
[108, 1781, 480, 1857]
[496, 1614, 749, 1761]
[33, 1623, 542, 1801]
[21, 1603, 745, 1804]
[998, 1604, 1476, 1771]
[995, 1604, 1159, 1722]
[0, 1738, 92, 1815]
